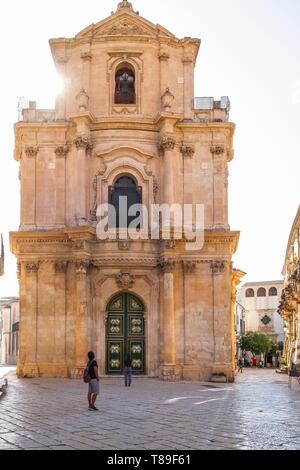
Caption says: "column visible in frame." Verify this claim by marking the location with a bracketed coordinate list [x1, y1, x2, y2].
[160, 137, 176, 207]
[55, 146, 69, 227]
[21, 146, 39, 229]
[210, 145, 228, 230]
[159, 50, 169, 97]
[81, 51, 92, 97]
[55, 58, 67, 120]
[22, 261, 40, 378]
[54, 261, 68, 376]
[73, 136, 92, 225]
[71, 259, 90, 378]
[210, 260, 233, 381]
[159, 260, 179, 381]
[182, 56, 194, 120]
[182, 261, 200, 380]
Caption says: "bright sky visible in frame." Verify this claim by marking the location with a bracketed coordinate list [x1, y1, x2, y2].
[0, 0, 299, 296]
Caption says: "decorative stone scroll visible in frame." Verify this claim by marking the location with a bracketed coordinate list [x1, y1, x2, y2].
[116, 271, 135, 289]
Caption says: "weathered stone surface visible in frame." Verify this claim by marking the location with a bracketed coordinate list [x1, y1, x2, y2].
[10, 1, 240, 381]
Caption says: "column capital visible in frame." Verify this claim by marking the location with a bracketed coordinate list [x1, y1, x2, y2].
[25, 261, 40, 274]
[55, 261, 69, 273]
[159, 136, 176, 153]
[210, 145, 225, 156]
[55, 145, 70, 158]
[81, 52, 92, 61]
[181, 144, 195, 158]
[158, 52, 170, 62]
[158, 258, 177, 273]
[75, 259, 90, 275]
[210, 260, 226, 275]
[183, 260, 197, 274]
[73, 135, 93, 152]
[25, 146, 39, 158]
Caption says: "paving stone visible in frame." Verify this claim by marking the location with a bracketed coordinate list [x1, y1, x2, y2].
[0, 370, 299, 450]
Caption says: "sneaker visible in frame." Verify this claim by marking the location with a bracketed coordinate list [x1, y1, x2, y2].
[88, 406, 95, 411]
[92, 405, 99, 411]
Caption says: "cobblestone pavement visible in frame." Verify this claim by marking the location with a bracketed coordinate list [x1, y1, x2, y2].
[0, 369, 300, 450]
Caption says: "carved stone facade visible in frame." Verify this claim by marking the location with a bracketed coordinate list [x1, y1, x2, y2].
[279, 206, 300, 373]
[10, 1, 240, 381]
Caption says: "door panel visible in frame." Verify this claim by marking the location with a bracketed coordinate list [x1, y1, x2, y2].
[106, 293, 145, 375]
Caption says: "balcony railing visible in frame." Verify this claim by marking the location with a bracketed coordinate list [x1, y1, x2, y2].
[193, 96, 230, 123]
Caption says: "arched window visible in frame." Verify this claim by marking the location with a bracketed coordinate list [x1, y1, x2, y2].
[109, 176, 142, 228]
[269, 287, 278, 297]
[115, 64, 136, 105]
[246, 288, 255, 298]
[257, 288, 266, 297]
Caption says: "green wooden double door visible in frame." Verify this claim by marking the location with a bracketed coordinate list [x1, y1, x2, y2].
[106, 293, 145, 375]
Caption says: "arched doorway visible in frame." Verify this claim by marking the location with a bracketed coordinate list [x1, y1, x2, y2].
[106, 293, 145, 375]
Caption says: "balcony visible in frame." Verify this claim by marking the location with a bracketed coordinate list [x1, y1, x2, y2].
[21, 102, 56, 123]
[193, 96, 230, 123]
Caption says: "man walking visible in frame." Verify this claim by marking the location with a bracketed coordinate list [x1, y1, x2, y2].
[124, 354, 132, 387]
[86, 351, 100, 411]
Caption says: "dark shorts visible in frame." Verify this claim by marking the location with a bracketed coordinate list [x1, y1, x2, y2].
[88, 379, 100, 395]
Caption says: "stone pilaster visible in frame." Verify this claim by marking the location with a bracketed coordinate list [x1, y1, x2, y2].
[21, 261, 40, 377]
[182, 261, 200, 380]
[182, 55, 194, 120]
[159, 137, 176, 208]
[70, 259, 90, 379]
[210, 145, 228, 230]
[54, 261, 69, 376]
[210, 260, 233, 381]
[73, 136, 93, 226]
[21, 146, 39, 229]
[55, 146, 69, 226]
[158, 50, 170, 99]
[159, 260, 180, 381]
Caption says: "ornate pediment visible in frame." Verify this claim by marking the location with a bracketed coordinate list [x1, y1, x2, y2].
[99, 18, 151, 37]
[75, 11, 174, 40]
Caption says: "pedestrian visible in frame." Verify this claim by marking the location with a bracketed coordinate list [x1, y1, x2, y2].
[86, 351, 100, 411]
[252, 355, 257, 368]
[124, 354, 132, 387]
[238, 357, 244, 373]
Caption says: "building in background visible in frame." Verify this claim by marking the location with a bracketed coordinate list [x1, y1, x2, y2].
[241, 281, 284, 343]
[0, 298, 19, 365]
[0, 235, 4, 276]
[278, 206, 300, 371]
[235, 289, 245, 359]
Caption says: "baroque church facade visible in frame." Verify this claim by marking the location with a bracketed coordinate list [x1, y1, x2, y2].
[10, 1, 241, 381]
